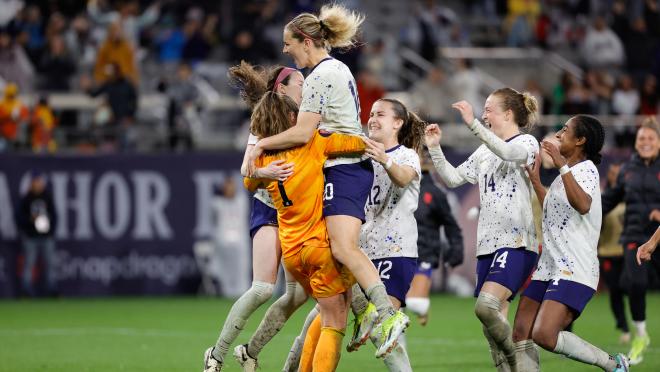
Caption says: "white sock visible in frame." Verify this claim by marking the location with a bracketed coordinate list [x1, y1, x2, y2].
[633, 321, 647, 337]
[475, 292, 516, 371]
[483, 325, 510, 372]
[351, 283, 369, 315]
[247, 281, 308, 357]
[369, 328, 412, 371]
[213, 281, 274, 361]
[282, 307, 319, 372]
[366, 283, 395, 320]
[515, 339, 539, 372]
[405, 297, 430, 316]
[554, 331, 617, 371]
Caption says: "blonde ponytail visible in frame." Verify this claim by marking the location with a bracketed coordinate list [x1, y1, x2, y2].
[286, 4, 364, 51]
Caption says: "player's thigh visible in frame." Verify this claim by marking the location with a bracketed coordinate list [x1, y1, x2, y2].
[481, 281, 514, 303]
[325, 215, 361, 256]
[532, 300, 574, 350]
[252, 225, 281, 283]
[513, 295, 542, 341]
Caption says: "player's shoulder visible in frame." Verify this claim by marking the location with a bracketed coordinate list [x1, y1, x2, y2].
[511, 133, 539, 147]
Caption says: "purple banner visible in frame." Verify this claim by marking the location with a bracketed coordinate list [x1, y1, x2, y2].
[0, 152, 243, 297]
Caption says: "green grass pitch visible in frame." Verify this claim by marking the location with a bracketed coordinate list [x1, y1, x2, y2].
[1, 294, 658, 371]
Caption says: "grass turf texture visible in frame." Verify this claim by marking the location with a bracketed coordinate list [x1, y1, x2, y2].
[1, 294, 658, 371]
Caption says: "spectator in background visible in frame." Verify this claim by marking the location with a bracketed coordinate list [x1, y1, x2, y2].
[411, 66, 451, 123]
[602, 118, 660, 365]
[356, 69, 385, 126]
[362, 37, 402, 91]
[182, 8, 212, 64]
[581, 16, 625, 70]
[166, 63, 199, 151]
[612, 74, 640, 116]
[585, 69, 614, 115]
[38, 35, 76, 91]
[15, 171, 58, 297]
[87, 0, 161, 48]
[13, 5, 46, 65]
[30, 96, 57, 153]
[94, 22, 137, 84]
[83, 63, 137, 150]
[64, 14, 97, 69]
[44, 12, 67, 44]
[155, 15, 185, 65]
[0, 83, 30, 151]
[0, 29, 35, 92]
[623, 18, 657, 85]
[563, 73, 594, 115]
[505, 0, 541, 47]
[211, 176, 250, 297]
[598, 162, 630, 345]
[450, 59, 482, 117]
[639, 74, 659, 115]
[524, 78, 545, 116]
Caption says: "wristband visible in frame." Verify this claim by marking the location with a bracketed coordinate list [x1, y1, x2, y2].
[385, 157, 393, 170]
[559, 165, 570, 176]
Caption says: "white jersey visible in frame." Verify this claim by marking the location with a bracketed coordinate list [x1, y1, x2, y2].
[247, 133, 275, 208]
[532, 160, 602, 290]
[299, 57, 365, 167]
[458, 134, 539, 256]
[360, 145, 421, 260]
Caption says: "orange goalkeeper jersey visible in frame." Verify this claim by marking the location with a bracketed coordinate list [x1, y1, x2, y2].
[244, 130, 365, 257]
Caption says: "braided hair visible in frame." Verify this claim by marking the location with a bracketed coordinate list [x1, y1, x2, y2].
[571, 115, 605, 165]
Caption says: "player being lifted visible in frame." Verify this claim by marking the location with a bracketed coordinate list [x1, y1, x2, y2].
[425, 88, 540, 371]
[203, 62, 307, 371]
[518, 115, 629, 372]
[248, 3, 408, 359]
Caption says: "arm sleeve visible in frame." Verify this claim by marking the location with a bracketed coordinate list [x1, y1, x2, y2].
[427, 146, 474, 187]
[601, 166, 626, 215]
[323, 133, 366, 157]
[468, 119, 534, 164]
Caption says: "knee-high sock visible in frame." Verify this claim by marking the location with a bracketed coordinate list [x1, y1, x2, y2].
[247, 281, 308, 357]
[474, 292, 516, 372]
[212, 281, 274, 361]
[299, 314, 322, 372]
[351, 283, 369, 315]
[515, 339, 539, 372]
[313, 327, 345, 372]
[554, 331, 618, 371]
[282, 307, 320, 372]
[369, 323, 412, 371]
[483, 325, 510, 372]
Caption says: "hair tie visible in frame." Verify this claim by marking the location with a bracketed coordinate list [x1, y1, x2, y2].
[273, 67, 297, 91]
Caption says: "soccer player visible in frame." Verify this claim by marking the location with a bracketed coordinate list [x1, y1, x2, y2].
[519, 115, 629, 371]
[406, 153, 465, 326]
[204, 62, 306, 370]
[343, 98, 424, 367]
[208, 91, 365, 372]
[425, 88, 540, 371]
[248, 4, 408, 357]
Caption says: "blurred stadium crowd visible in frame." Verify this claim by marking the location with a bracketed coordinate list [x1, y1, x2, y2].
[0, 0, 658, 152]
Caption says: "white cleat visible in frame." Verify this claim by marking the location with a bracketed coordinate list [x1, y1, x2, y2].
[203, 347, 223, 372]
[234, 344, 258, 372]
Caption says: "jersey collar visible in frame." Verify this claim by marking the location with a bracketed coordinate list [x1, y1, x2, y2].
[385, 144, 402, 153]
[309, 57, 333, 74]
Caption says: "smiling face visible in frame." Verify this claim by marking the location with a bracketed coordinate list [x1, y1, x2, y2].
[635, 126, 660, 161]
[368, 100, 402, 144]
[276, 70, 304, 105]
[555, 118, 585, 158]
[481, 94, 510, 138]
[282, 29, 310, 69]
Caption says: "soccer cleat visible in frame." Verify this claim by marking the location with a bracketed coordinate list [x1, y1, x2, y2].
[374, 310, 410, 358]
[346, 303, 379, 352]
[203, 347, 223, 372]
[628, 334, 650, 365]
[613, 353, 630, 372]
[233, 344, 258, 372]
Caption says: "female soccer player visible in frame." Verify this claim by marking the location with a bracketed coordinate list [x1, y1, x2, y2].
[248, 4, 408, 354]
[345, 98, 425, 365]
[205, 62, 306, 370]
[601, 118, 660, 365]
[242, 92, 364, 372]
[519, 115, 629, 372]
[425, 88, 540, 371]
